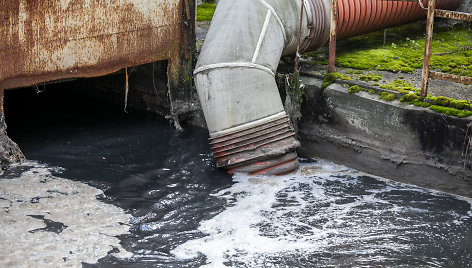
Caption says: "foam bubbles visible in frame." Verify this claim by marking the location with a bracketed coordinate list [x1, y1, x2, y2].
[172, 159, 472, 267]
[0, 161, 132, 267]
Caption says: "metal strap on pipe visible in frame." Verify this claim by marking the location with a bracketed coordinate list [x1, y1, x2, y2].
[252, 10, 272, 63]
[193, 62, 275, 77]
[255, 0, 287, 40]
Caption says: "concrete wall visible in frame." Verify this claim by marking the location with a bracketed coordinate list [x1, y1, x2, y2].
[457, 0, 472, 13]
[297, 76, 472, 198]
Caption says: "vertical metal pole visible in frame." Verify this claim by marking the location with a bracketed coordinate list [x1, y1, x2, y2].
[0, 89, 3, 116]
[0, 89, 5, 133]
[328, 0, 337, 73]
[421, 0, 436, 97]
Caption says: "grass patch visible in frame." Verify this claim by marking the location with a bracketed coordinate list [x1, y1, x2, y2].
[197, 3, 216, 21]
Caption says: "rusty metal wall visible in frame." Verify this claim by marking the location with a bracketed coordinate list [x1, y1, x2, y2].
[336, 0, 462, 40]
[0, 0, 185, 90]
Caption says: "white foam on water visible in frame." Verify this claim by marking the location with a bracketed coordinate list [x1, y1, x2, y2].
[0, 161, 132, 268]
[172, 159, 472, 267]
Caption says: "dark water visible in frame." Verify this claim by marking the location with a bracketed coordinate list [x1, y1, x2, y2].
[4, 83, 472, 267]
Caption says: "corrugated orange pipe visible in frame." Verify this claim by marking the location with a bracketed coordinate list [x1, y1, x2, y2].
[336, 0, 462, 40]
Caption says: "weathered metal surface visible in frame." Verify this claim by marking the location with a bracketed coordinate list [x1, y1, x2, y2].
[335, 0, 461, 40]
[430, 71, 472, 85]
[0, 0, 185, 90]
[209, 114, 300, 175]
[421, 0, 436, 97]
[301, 0, 330, 52]
[328, 0, 337, 73]
[229, 152, 298, 174]
[435, 9, 472, 21]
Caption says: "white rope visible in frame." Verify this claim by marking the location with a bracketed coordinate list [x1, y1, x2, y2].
[255, 0, 287, 40]
[418, 0, 427, 9]
[194, 62, 275, 77]
[252, 10, 272, 62]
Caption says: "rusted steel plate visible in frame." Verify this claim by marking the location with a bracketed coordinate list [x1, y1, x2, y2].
[0, 0, 183, 90]
[430, 71, 472, 85]
[435, 9, 472, 21]
[336, 0, 461, 40]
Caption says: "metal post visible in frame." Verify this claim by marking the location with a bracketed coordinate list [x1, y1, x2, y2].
[0, 89, 3, 116]
[421, 0, 436, 97]
[0, 88, 5, 134]
[328, 0, 337, 73]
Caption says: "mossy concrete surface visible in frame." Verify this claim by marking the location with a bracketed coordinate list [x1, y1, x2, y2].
[298, 77, 472, 198]
[303, 23, 472, 77]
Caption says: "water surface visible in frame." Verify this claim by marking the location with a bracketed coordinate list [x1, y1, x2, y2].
[3, 84, 472, 267]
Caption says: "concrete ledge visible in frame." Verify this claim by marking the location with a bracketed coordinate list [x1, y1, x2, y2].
[298, 77, 472, 197]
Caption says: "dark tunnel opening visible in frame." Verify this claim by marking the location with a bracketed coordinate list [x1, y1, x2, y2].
[1, 61, 189, 178]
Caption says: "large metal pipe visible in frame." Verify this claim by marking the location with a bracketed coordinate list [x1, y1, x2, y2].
[196, 0, 461, 175]
[336, 0, 461, 40]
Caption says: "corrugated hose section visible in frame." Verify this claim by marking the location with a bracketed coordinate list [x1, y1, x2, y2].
[209, 113, 300, 175]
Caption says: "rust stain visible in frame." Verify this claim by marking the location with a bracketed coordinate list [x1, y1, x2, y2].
[435, 9, 472, 21]
[0, 0, 184, 90]
[429, 71, 472, 85]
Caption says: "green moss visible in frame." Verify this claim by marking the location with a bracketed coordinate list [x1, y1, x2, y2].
[349, 85, 362, 93]
[197, 3, 216, 21]
[380, 79, 418, 94]
[450, 100, 471, 109]
[359, 73, 382, 82]
[323, 24, 472, 77]
[400, 93, 419, 103]
[380, 92, 396, 101]
[412, 99, 431, 108]
[429, 105, 472, 118]
[430, 96, 453, 106]
[400, 92, 472, 117]
[323, 72, 351, 88]
[371, 83, 380, 86]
